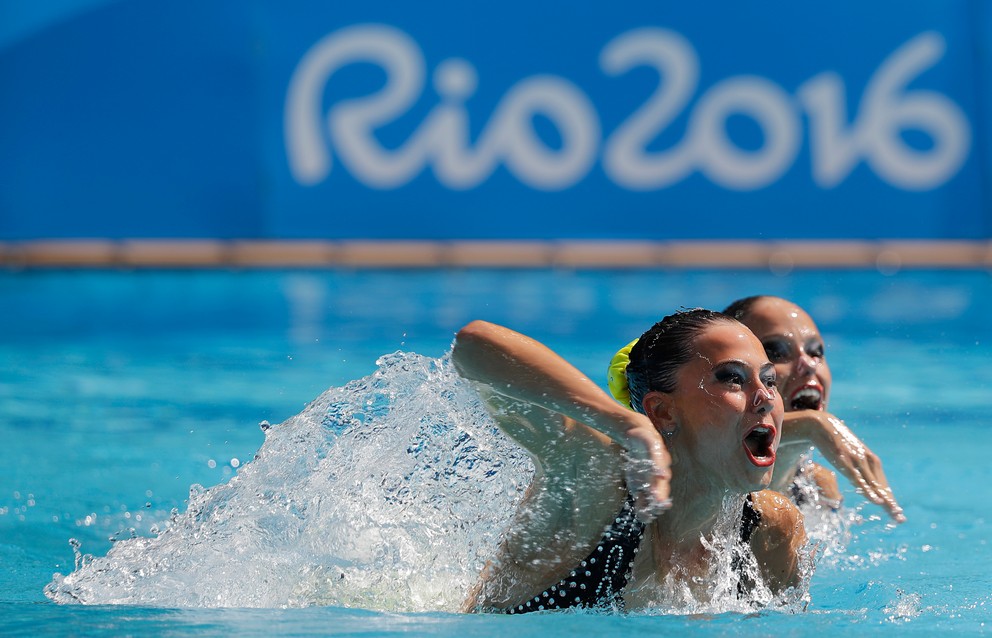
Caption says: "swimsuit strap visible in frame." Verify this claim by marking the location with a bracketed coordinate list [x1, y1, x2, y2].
[505, 493, 645, 614]
[734, 492, 763, 597]
[740, 492, 761, 544]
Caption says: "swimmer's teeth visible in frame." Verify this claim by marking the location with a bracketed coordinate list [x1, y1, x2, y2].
[790, 388, 822, 411]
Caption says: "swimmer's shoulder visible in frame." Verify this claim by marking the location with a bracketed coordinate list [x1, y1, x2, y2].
[804, 462, 842, 506]
[749, 489, 808, 592]
[751, 489, 805, 544]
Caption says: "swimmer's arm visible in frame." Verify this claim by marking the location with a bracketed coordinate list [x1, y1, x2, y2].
[768, 443, 842, 507]
[781, 410, 905, 523]
[452, 320, 651, 447]
[798, 462, 843, 509]
[769, 423, 817, 491]
[452, 320, 671, 518]
[750, 490, 808, 594]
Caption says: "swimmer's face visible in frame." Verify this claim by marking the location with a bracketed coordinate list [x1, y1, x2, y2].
[655, 322, 784, 493]
[737, 297, 831, 413]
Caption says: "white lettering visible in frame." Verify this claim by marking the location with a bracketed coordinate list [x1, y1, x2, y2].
[690, 77, 800, 190]
[488, 76, 599, 190]
[799, 32, 970, 190]
[285, 24, 424, 186]
[600, 28, 698, 189]
[285, 24, 597, 191]
[284, 26, 971, 193]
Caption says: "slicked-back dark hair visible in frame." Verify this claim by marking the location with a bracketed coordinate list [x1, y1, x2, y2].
[626, 308, 739, 414]
[722, 295, 769, 322]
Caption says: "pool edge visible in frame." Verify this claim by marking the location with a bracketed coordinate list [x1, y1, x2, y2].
[1, 239, 991, 270]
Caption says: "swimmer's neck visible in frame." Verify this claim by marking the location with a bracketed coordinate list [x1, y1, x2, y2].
[657, 474, 745, 542]
[636, 484, 747, 593]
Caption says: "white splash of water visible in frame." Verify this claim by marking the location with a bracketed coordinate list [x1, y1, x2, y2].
[45, 351, 532, 611]
[789, 467, 905, 573]
[791, 468, 853, 564]
[629, 495, 813, 615]
[884, 588, 923, 622]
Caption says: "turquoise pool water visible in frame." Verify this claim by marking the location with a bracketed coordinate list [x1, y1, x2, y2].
[2, 269, 991, 635]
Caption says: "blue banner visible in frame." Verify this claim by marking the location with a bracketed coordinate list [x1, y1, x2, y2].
[0, 0, 986, 240]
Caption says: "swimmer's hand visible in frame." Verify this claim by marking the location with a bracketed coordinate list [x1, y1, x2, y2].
[622, 420, 672, 523]
[789, 410, 906, 524]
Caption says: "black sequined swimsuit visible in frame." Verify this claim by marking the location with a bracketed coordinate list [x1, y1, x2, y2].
[502, 494, 761, 614]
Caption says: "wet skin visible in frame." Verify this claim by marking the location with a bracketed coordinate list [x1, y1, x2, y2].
[736, 297, 832, 414]
[649, 322, 784, 498]
[735, 297, 905, 523]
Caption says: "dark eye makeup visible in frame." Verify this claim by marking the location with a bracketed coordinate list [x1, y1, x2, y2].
[760, 370, 777, 389]
[714, 364, 746, 386]
[762, 339, 790, 362]
[763, 337, 826, 362]
[805, 341, 825, 358]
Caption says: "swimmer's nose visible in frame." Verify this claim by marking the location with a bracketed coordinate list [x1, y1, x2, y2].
[752, 387, 774, 414]
[796, 351, 818, 377]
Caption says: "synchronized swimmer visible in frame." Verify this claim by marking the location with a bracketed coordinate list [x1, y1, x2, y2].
[725, 296, 902, 521]
[454, 300, 902, 613]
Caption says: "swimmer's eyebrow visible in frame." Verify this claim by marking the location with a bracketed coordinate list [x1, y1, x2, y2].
[712, 360, 776, 381]
[715, 359, 775, 370]
[712, 358, 747, 369]
[713, 358, 764, 368]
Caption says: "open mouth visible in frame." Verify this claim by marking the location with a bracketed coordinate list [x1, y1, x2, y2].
[743, 425, 776, 467]
[789, 386, 823, 411]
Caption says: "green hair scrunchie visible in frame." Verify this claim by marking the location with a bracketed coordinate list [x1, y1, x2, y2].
[607, 338, 639, 409]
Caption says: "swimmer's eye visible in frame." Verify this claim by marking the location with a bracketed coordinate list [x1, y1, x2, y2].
[761, 374, 778, 390]
[806, 342, 825, 359]
[762, 340, 790, 363]
[715, 368, 745, 387]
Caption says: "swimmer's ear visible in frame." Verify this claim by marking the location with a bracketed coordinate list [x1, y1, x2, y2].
[642, 391, 678, 435]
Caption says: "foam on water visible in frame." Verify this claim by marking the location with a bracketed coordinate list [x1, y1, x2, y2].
[45, 349, 839, 614]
